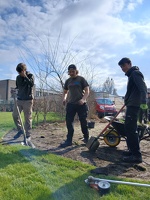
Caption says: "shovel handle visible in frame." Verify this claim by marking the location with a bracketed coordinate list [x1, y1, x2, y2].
[97, 104, 125, 138]
[13, 95, 27, 145]
[87, 176, 150, 187]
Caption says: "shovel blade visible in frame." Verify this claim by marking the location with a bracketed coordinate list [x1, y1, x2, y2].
[26, 139, 36, 149]
[86, 136, 99, 152]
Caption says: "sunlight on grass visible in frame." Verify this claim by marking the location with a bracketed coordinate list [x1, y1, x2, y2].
[0, 112, 150, 200]
[0, 112, 15, 138]
[0, 146, 51, 200]
[0, 144, 150, 200]
[0, 112, 63, 138]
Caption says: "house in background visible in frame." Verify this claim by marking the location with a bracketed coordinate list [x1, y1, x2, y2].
[0, 79, 16, 101]
[0, 79, 36, 111]
[0, 79, 60, 112]
[0, 79, 37, 101]
[0, 79, 16, 111]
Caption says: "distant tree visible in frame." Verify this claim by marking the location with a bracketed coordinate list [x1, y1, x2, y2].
[19, 30, 97, 121]
[112, 88, 118, 95]
[102, 77, 117, 95]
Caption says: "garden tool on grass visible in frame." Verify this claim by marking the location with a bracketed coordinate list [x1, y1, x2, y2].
[85, 176, 150, 188]
[86, 104, 125, 152]
[13, 95, 35, 149]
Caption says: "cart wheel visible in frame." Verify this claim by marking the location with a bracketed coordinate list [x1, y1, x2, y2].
[104, 130, 120, 147]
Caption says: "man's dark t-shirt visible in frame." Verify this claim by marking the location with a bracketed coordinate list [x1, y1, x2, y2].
[64, 76, 89, 104]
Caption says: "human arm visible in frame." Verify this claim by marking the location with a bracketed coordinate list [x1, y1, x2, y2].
[134, 72, 147, 103]
[78, 86, 90, 105]
[134, 71, 147, 108]
[63, 89, 68, 106]
[19, 71, 34, 87]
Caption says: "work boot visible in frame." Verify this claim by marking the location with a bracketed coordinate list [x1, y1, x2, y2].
[122, 155, 142, 163]
[60, 140, 72, 148]
[26, 136, 31, 140]
[81, 137, 89, 144]
[14, 130, 23, 139]
[26, 131, 32, 139]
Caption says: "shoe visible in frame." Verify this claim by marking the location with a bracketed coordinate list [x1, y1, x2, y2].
[26, 131, 31, 139]
[122, 155, 142, 163]
[81, 138, 89, 144]
[14, 130, 23, 139]
[122, 150, 132, 156]
[60, 141, 72, 148]
[26, 136, 31, 140]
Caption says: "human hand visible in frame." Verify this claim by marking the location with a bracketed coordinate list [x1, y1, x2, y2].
[19, 70, 27, 77]
[140, 104, 148, 110]
[78, 99, 85, 105]
[10, 88, 18, 97]
[63, 99, 66, 106]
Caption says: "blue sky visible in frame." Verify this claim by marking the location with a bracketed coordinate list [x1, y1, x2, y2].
[0, 0, 150, 96]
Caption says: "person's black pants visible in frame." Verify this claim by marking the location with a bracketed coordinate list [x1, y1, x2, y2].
[138, 108, 148, 124]
[66, 103, 89, 142]
[125, 106, 141, 157]
[148, 109, 150, 121]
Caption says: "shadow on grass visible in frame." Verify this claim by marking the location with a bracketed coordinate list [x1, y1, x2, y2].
[0, 145, 48, 169]
[35, 174, 150, 200]
[0, 152, 25, 168]
[47, 143, 86, 155]
[36, 173, 107, 200]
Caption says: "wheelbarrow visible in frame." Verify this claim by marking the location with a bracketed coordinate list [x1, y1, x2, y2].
[86, 105, 125, 152]
[101, 118, 150, 147]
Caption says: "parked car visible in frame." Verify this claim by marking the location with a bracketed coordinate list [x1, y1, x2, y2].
[95, 98, 117, 118]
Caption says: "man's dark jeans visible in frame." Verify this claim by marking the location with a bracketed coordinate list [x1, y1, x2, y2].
[125, 106, 141, 157]
[138, 108, 148, 123]
[66, 103, 89, 143]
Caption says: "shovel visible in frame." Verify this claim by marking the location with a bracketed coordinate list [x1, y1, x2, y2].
[86, 104, 125, 152]
[13, 94, 35, 149]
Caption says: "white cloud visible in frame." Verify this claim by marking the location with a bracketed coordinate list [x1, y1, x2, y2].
[127, 0, 143, 11]
[131, 47, 148, 55]
[0, 0, 150, 95]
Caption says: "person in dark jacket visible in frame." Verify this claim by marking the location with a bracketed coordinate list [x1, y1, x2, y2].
[147, 92, 150, 122]
[118, 57, 147, 163]
[60, 64, 89, 148]
[12, 63, 34, 139]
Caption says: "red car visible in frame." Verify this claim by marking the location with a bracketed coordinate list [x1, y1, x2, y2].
[95, 98, 117, 118]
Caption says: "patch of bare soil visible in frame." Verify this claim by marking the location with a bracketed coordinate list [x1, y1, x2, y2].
[2, 119, 150, 180]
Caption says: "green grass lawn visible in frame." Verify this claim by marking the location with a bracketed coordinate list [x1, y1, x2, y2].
[0, 112, 150, 200]
[0, 111, 63, 138]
